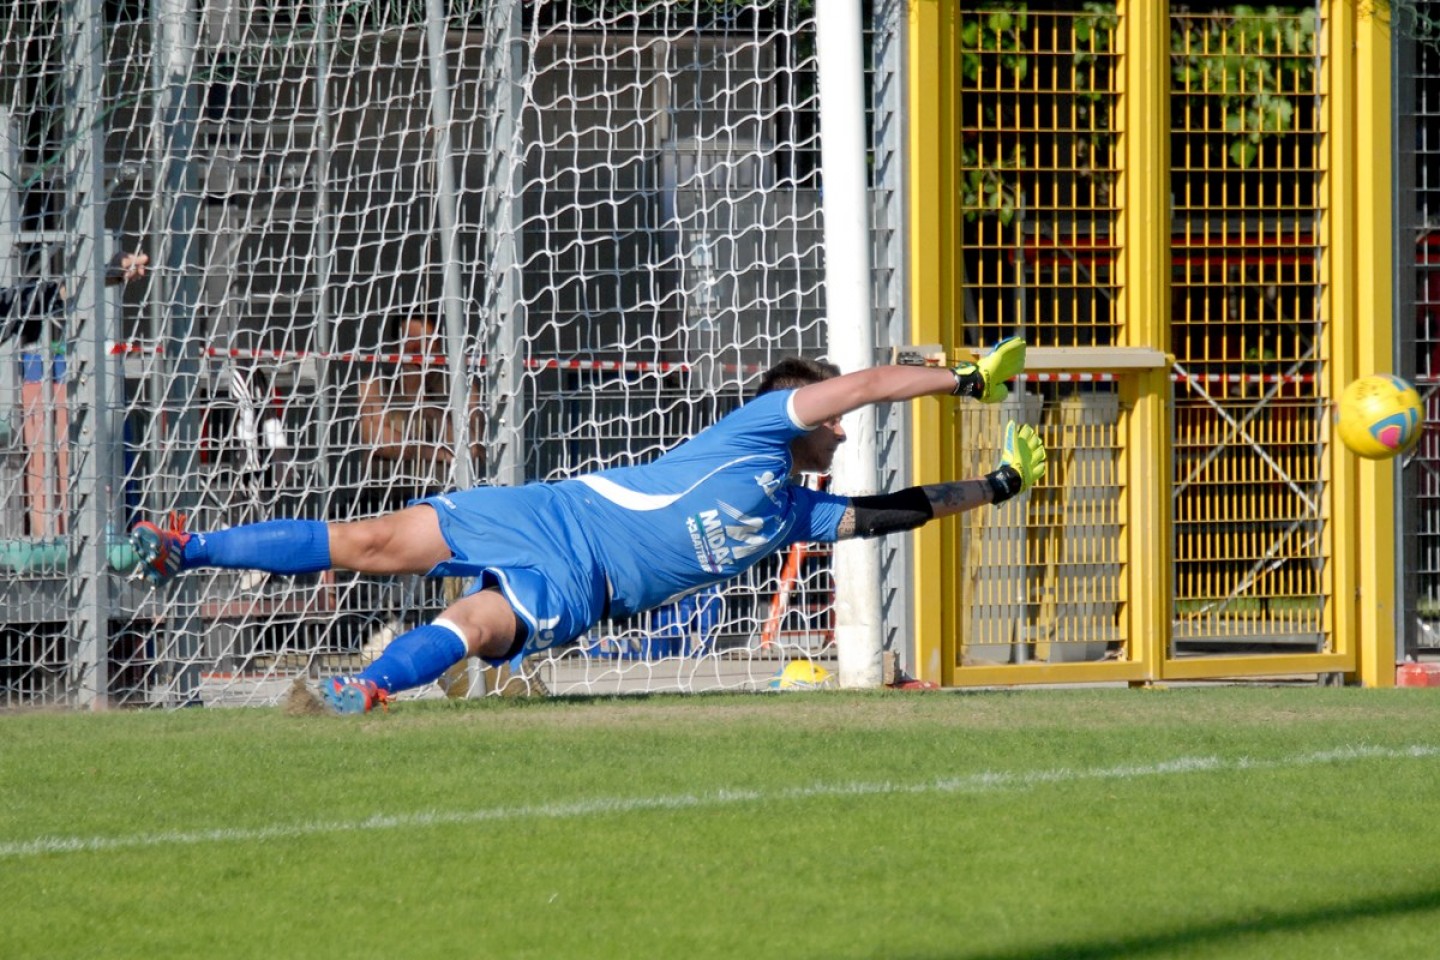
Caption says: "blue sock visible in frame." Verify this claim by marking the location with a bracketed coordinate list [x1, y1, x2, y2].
[183, 519, 331, 574]
[357, 622, 468, 693]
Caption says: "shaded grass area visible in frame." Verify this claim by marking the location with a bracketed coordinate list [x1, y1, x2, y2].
[3, 687, 1440, 959]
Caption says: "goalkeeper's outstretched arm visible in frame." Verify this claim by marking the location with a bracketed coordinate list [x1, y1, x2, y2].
[833, 422, 1048, 539]
[789, 336, 1026, 428]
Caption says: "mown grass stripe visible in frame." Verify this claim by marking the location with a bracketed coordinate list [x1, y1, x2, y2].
[5, 742, 1435, 860]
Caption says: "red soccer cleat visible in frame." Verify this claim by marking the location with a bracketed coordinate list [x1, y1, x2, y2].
[323, 677, 391, 714]
[129, 511, 192, 586]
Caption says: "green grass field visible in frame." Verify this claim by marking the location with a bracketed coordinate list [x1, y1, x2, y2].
[4, 686, 1440, 960]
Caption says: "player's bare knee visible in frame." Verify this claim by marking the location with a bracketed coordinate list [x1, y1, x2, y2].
[451, 612, 513, 660]
[444, 588, 521, 659]
[469, 623, 515, 660]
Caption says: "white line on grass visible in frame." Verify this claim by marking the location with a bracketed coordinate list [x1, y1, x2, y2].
[4, 742, 1436, 860]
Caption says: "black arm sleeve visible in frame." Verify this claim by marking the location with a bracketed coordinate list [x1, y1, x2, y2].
[848, 486, 935, 538]
[0, 280, 66, 348]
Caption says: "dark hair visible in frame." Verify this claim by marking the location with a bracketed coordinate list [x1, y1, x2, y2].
[754, 357, 841, 396]
[387, 313, 440, 343]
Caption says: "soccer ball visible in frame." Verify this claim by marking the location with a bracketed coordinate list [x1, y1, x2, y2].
[768, 660, 834, 691]
[1335, 374, 1425, 460]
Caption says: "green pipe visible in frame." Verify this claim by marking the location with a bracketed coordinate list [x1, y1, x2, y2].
[0, 538, 140, 574]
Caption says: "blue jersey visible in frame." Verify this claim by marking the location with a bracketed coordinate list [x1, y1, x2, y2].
[557, 389, 850, 615]
[421, 389, 850, 658]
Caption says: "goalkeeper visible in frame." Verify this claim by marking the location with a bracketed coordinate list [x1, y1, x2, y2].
[131, 338, 1046, 713]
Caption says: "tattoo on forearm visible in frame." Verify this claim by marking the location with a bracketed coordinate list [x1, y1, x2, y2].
[924, 480, 990, 515]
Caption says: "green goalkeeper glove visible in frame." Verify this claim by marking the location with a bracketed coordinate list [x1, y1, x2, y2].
[987, 421, 1047, 504]
[950, 336, 1026, 404]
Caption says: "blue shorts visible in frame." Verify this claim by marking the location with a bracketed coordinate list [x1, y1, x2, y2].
[418, 486, 608, 665]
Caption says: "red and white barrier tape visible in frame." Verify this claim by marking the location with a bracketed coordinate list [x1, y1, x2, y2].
[104, 341, 1328, 385]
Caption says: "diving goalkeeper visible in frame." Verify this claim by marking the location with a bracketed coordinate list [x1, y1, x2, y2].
[131, 338, 1046, 713]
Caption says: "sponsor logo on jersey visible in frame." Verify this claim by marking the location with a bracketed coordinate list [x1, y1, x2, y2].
[755, 469, 784, 504]
[686, 501, 773, 574]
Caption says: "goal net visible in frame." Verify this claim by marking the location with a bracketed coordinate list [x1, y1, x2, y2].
[0, 0, 887, 706]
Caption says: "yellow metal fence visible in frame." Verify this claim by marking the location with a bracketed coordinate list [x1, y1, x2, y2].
[910, 1, 1394, 685]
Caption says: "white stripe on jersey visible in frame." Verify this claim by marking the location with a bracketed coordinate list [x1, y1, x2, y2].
[575, 455, 777, 512]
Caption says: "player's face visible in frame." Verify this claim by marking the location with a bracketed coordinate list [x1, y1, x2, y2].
[400, 318, 441, 358]
[790, 414, 845, 474]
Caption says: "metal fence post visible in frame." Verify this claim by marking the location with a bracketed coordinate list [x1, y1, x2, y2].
[153, 0, 205, 703]
[424, 0, 476, 494]
[481, 0, 526, 490]
[66, 0, 113, 708]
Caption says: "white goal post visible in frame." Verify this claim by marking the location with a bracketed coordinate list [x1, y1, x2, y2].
[0, 0, 909, 707]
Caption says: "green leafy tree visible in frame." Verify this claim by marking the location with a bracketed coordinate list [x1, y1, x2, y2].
[958, 2, 1031, 226]
[1171, 6, 1317, 169]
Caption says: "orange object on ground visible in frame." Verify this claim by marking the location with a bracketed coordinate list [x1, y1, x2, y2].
[1396, 662, 1440, 688]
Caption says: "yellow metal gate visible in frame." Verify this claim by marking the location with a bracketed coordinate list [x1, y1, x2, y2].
[908, 1, 1399, 686]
